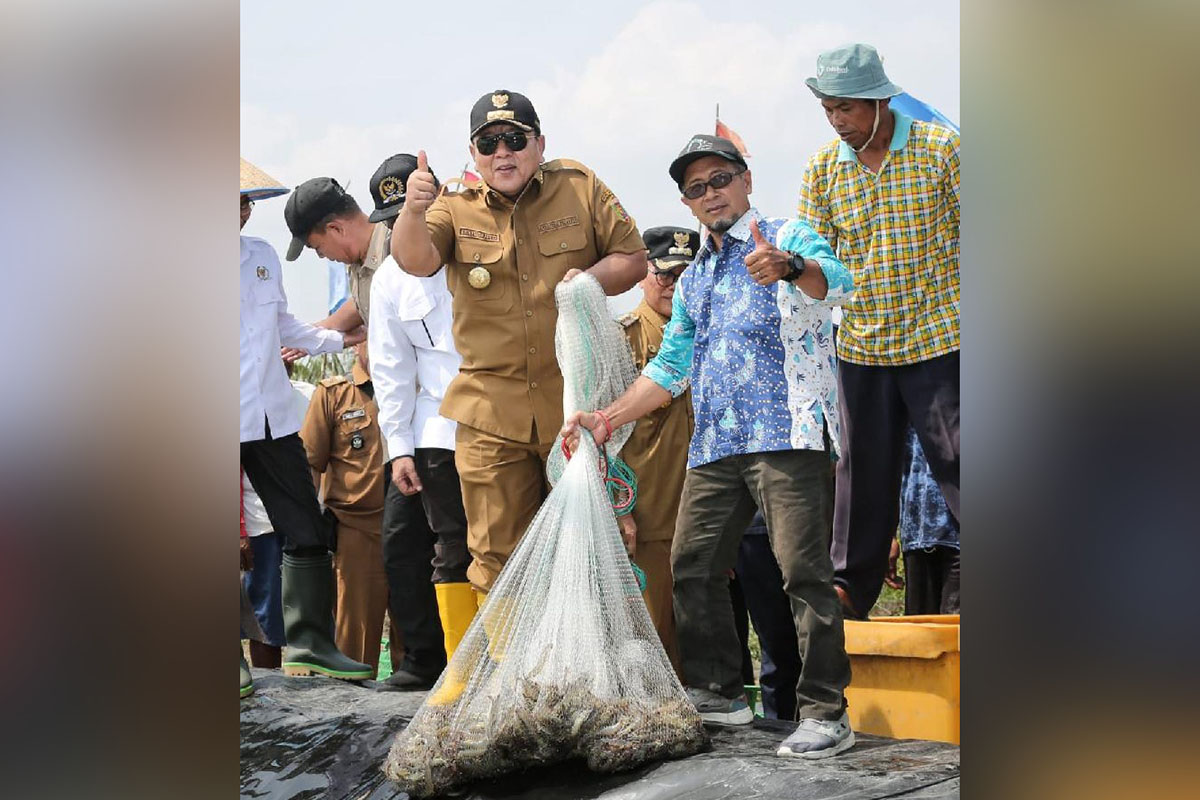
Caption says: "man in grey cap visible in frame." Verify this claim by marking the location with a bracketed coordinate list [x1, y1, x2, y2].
[565, 133, 857, 758]
[799, 43, 961, 620]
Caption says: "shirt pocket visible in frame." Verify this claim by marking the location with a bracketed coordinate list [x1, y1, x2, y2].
[536, 224, 591, 276]
[453, 240, 510, 312]
[252, 278, 285, 306]
[336, 405, 372, 437]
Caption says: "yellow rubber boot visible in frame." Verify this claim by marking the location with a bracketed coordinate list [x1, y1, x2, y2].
[435, 582, 477, 662]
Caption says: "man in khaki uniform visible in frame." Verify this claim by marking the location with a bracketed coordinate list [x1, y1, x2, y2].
[300, 342, 403, 673]
[392, 89, 647, 595]
[617, 225, 700, 668]
[283, 173, 390, 344]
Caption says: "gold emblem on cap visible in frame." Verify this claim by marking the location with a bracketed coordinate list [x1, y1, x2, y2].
[379, 176, 404, 203]
[491, 93, 509, 108]
[468, 266, 492, 289]
[669, 231, 694, 256]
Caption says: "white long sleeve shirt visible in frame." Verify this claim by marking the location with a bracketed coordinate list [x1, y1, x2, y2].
[240, 236, 344, 442]
[368, 258, 460, 459]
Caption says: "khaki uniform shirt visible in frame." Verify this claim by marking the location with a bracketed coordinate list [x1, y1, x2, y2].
[620, 301, 694, 543]
[346, 223, 390, 326]
[426, 159, 645, 443]
[300, 361, 385, 533]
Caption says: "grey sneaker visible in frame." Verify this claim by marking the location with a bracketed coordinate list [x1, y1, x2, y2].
[685, 686, 754, 725]
[776, 711, 855, 758]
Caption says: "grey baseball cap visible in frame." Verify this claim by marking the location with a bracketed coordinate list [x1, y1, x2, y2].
[805, 43, 903, 100]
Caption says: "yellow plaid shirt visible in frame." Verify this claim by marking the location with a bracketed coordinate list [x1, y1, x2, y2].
[798, 112, 960, 365]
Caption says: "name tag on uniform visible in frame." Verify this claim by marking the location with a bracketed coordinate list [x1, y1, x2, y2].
[341, 408, 366, 420]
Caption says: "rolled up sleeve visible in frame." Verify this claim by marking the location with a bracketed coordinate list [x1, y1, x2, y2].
[642, 286, 695, 398]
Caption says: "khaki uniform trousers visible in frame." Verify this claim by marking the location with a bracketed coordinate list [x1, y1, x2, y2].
[632, 539, 680, 672]
[333, 521, 404, 671]
[454, 423, 553, 592]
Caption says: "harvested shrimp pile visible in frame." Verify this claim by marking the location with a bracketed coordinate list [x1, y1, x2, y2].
[382, 276, 706, 797]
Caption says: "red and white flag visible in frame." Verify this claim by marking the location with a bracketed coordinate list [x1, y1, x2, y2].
[715, 118, 750, 157]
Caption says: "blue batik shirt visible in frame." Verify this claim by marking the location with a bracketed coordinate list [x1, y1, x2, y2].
[643, 208, 854, 469]
[899, 426, 960, 551]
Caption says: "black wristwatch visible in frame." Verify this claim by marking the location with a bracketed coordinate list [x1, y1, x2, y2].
[784, 252, 806, 282]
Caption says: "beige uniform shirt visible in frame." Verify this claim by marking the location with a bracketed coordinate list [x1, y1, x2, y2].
[346, 223, 390, 326]
[620, 301, 694, 543]
[300, 362, 385, 533]
[426, 158, 645, 444]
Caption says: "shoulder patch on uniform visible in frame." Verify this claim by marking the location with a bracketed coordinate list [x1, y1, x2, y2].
[319, 375, 348, 387]
[617, 311, 639, 328]
[543, 158, 589, 175]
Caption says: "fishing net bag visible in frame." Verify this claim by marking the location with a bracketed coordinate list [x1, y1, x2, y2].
[382, 275, 706, 796]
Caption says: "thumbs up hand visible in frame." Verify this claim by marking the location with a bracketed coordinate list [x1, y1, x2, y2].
[404, 149, 439, 215]
[743, 219, 788, 286]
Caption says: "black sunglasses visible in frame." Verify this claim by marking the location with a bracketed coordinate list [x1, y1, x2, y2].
[681, 167, 745, 200]
[650, 264, 687, 286]
[474, 131, 531, 156]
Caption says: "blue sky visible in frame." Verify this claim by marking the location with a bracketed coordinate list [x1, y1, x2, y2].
[241, 0, 959, 319]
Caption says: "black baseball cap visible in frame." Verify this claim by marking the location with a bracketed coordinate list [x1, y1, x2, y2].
[668, 134, 748, 188]
[283, 177, 354, 261]
[367, 154, 440, 223]
[470, 89, 540, 138]
[643, 226, 700, 268]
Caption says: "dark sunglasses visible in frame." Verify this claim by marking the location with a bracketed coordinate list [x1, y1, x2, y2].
[474, 131, 531, 156]
[650, 264, 686, 286]
[681, 168, 745, 200]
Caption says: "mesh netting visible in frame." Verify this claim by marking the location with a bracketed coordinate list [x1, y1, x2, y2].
[382, 275, 706, 797]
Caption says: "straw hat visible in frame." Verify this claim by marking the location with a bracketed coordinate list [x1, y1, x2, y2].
[240, 157, 289, 201]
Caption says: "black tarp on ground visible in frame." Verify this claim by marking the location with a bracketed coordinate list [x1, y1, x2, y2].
[241, 669, 959, 799]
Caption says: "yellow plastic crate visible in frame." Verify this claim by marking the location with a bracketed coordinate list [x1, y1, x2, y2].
[843, 614, 960, 744]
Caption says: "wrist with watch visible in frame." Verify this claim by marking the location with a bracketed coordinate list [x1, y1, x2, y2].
[784, 252, 806, 282]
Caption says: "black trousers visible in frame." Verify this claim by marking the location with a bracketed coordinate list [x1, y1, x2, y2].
[240, 423, 330, 556]
[903, 546, 961, 616]
[380, 448, 469, 678]
[738, 519, 802, 721]
[832, 351, 960, 618]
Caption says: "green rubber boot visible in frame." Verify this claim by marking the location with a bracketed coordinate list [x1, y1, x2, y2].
[240, 649, 254, 699]
[281, 552, 373, 680]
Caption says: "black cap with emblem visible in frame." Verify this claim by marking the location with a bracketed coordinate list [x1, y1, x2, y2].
[283, 177, 356, 261]
[470, 89, 540, 138]
[667, 134, 748, 188]
[642, 226, 700, 268]
[368, 154, 440, 223]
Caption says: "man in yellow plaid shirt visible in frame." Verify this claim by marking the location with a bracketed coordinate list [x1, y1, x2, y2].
[798, 43, 960, 619]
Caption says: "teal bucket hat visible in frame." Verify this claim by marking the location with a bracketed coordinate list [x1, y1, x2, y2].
[805, 43, 903, 100]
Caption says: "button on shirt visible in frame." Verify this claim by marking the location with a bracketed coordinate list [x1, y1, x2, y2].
[240, 236, 344, 442]
[424, 158, 645, 443]
[798, 111, 960, 366]
[368, 257, 460, 459]
[643, 209, 854, 469]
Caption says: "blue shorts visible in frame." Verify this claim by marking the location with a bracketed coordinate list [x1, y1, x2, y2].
[241, 532, 285, 647]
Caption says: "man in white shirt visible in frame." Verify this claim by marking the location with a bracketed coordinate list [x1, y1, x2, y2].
[239, 161, 373, 687]
[366, 155, 472, 686]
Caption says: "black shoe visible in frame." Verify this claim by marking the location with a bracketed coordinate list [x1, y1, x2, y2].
[384, 668, 438, 690]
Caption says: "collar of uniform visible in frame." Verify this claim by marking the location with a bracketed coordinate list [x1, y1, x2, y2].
[837, 110, 914, 163]
[484, 164, 546, 208]
[635, 298, 669, 330]
[351, 361, 371, 386]
[354, 223, 390, 272]
[697, 207, 760, 261]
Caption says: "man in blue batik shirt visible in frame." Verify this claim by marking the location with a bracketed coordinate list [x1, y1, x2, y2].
[565, 135, 856, 759]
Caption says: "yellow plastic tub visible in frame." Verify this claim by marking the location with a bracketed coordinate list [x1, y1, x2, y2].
[843, 614, 959, 744]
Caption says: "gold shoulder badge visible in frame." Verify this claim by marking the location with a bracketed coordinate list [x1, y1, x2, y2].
[617, 311, 638, 328]
[491, 93, 509, 108]
[669, 231, 694, 256]
[378, 176, 404, 203]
